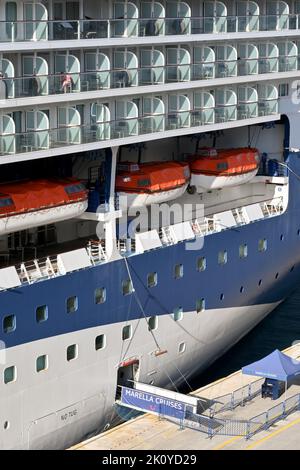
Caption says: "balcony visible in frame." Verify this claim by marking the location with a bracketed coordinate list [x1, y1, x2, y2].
[1, 13, 300, 43]
[0, 87, 279, 158]
[0, 41, 297, 101]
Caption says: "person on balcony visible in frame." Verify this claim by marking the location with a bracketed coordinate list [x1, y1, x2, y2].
[28, 73, 41, 96]
[60, 72, 74, 93]
[0, 72, 7, 99]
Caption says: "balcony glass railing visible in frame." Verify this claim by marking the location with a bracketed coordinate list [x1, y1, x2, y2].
[0, 104, 279, 157]
[0, 14, 299, 43]
[1, 57, 295, 100]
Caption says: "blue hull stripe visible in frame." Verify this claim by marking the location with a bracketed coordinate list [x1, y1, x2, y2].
[1, 154, 300, 349]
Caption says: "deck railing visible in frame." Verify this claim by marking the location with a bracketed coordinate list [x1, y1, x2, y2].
[1, 15, 300, 43]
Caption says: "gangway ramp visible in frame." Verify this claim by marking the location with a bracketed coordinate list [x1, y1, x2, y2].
[116, 381, 212, 423]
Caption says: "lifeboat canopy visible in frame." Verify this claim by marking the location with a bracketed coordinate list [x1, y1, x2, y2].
[116, 161, 190, 209]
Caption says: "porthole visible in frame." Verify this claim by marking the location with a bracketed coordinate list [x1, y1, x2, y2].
[275, 273, 279, 279]
[258, 279, 262, 286]
[240, 286, 244, 293]
[220, 293, 224, 301]
[3, 421, 9, 430]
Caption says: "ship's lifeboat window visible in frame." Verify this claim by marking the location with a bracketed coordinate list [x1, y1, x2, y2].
[0, 197, 14, 207]
[137, 178, 151, 187]
[65, 183, 86, 194]
[217, 162, 229, 171]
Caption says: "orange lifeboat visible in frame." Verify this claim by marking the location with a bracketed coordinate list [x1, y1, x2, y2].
[189, 148, 260, 191]
[116, 161, 190, 208]
[0, 178, 88, 235]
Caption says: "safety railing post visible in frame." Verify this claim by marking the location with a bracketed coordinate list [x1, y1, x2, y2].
[208, 419, 213, 439]
[230, 392, 235, 410]
[264, 411, 269, 430]
[282, 401, 287, 419]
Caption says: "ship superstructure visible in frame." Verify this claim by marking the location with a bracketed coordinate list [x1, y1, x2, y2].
[1, 0, 300, 449]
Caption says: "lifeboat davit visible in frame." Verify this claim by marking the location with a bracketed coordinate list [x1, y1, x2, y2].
[0, 178, 88, 235]
[189, 148, 260, 192]
[116, 161, 190, 209]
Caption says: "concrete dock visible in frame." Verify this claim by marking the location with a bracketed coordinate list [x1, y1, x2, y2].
[71, 344, 300, 451]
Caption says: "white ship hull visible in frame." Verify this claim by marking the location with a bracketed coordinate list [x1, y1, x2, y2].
[1, 301, 279, 450]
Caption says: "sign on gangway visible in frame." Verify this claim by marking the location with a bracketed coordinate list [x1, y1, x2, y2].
[121, 386, 187, 420]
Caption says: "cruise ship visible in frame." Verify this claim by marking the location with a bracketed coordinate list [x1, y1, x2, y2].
[1, 0, 300, 450]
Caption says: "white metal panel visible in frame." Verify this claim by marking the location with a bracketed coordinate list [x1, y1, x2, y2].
[0, 266, 21, 290]
[171, 221, 195, 242]
[246, 204, 264, 221]
[135, 230, 162, 253]
[215, 211, 237, 230]
[57, 248, 92, 274]
[135, 382, 199, 407]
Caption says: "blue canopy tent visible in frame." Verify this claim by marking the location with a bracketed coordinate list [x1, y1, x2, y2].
[242, 349, 300, 399]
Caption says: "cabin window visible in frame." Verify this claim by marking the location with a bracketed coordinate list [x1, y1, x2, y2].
[122, 280, 133, 296]
[174, 264, 184, 279]
[3, 314, 16, 334]
[66, 296, 78, 313]
[122, 325, 132, 341]
[95, 334, 106, 351]
[95, 288, 106, 305]
[197, 257, 206, 272]
[218, 250, 228, 265]
[147, 272, 157, 288]
[258, 239, 267, 252]
[279, 83, 289, 97]
[36, 305, 48, 323]
[36, 355, 48, 373]
[148, 316, 158, 331]
[67, 344, 78, 361]
[173, 307, 183, 322]
[196, 299, 205, 313]
[217, 162, 228, 171]
[239, 244, 248, 259]
[178, 342, 186, 354]
[4, 366, 16, 384]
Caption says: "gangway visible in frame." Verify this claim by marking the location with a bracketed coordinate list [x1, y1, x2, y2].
[115, 381, 211, 424]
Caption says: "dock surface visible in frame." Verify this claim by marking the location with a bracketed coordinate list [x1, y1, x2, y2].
[71, 344, 300, 451]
